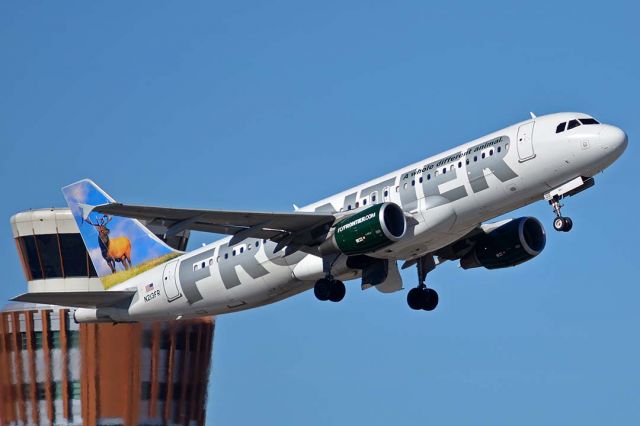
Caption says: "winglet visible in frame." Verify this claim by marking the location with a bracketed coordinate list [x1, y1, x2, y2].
[77, 203, 97, 222]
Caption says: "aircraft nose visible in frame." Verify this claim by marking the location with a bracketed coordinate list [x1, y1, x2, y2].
[599, 124, 628, 157]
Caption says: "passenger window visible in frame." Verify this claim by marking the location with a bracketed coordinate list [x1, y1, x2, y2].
[567, 119, 581, 130]
[371, 192, 377, 203]
[458, 161, 462, 168]
[442, 168, 446, 174]
[556, 122, 566, 133]
[489, 149, 493, 156]
[363, 198, 367, 205]
[474, 156, 478, 162]
[481, 153, 486, 159]
[347, 205, 352, 210]
[465, 158, 469, 165]
[383, 189, 389, 197]
[355, 201, 360, 208]
[240, 247, 244, 254]
[579, 118, 599, 125]
[255, 241, 259, 247]
[497, 146, 501, 153]
[419, 177, 423, 183]
[411, 180, 415, 186]
[224, 253, 229, 259]
[201, 261, 206, 269]
[427, 174, 431, 180]
[232, 250, 236, 256]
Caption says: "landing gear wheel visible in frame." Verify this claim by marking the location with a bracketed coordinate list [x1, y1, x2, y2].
[328, 280, 346, 302]
[553, 216, 573, 232]
[553, 217, 565, 232]
[422, 288, 439, 311]
[314, 278, 332, 301]
[407, 287, 439, 311]
[407, 288, 423, 310]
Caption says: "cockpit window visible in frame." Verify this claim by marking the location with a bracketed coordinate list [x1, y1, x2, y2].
[567, 119, 581, 130]
[556, 122, 566, 133]
[579, 118, 599, 125]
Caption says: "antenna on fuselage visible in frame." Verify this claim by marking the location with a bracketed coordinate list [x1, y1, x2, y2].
[530, 112, 537, 119]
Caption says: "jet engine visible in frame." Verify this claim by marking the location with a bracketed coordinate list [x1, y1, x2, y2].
[319, 202, 406, 256]
[460, 217, 546, 269]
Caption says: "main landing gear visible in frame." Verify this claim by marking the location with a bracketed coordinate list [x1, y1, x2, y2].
[549, 196, 573, 232]
[314, 277, 346, 303]
[314, 254, 346, 303]
[407, 256, 439, 311]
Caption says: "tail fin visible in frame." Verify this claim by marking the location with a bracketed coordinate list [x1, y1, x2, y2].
[62, 179, 180, 289]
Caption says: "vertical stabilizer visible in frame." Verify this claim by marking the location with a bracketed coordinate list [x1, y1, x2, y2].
[62, 179, 180, 289]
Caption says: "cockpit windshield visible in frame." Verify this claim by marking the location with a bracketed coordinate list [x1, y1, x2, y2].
[555, 117, 600, 133]
[567, 119, 581, 130]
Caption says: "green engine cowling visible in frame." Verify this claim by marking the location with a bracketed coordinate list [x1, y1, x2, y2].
[319, 202, 406, 256]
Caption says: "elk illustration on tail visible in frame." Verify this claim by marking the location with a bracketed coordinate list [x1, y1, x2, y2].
[85, 214, 132, 273]
[63, 179, 179, 287]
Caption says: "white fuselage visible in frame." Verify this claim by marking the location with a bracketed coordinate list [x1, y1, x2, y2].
[82, 112, 627, 322]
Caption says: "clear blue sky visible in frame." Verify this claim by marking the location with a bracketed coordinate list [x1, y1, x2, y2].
[1, 1, 638, 424]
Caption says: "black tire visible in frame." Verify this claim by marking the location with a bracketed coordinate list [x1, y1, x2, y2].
[553, 217, 565, 232]
[422, 288, 439, 311]
[328, 280, 346, 302]
[562, 217, 573, 232]
[407, 288, 423, 310]
[314, 278, 331, 301]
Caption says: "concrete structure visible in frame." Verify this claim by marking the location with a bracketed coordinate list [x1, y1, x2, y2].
[1, 209, 214, 426]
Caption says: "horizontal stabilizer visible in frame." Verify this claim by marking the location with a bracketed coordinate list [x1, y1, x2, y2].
[11, 291, 136, 309]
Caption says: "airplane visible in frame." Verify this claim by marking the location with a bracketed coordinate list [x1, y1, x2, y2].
[12, 112, 628, 323]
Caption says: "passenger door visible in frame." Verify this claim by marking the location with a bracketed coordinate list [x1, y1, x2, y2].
[162, 260, 182, 302]
[516, 121, 536, 161]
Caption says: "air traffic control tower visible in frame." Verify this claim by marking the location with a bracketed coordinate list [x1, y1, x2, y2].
[0, 208, 215, 426]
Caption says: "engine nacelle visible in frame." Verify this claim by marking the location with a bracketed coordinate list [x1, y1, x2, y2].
[319, 202, 406, 256]
[460, 217, 546, 270]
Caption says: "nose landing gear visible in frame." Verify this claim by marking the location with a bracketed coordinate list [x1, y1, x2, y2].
[550, 196, 573, 232]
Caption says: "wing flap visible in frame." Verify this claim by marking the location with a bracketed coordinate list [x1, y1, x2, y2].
[11, 291, 136, 309]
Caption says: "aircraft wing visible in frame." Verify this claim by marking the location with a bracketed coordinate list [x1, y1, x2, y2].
[92, 203, 336, 249]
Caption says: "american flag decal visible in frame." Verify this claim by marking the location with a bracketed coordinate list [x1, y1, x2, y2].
[145, 283, 154, 292]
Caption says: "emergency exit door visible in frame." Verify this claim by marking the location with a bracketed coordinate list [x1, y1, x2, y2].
[162, 260, 182, 302]
[516, 121, 536, 161]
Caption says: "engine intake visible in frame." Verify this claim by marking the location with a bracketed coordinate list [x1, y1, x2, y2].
[319, 202, 406, 256]
[460, 217, 546, 270]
